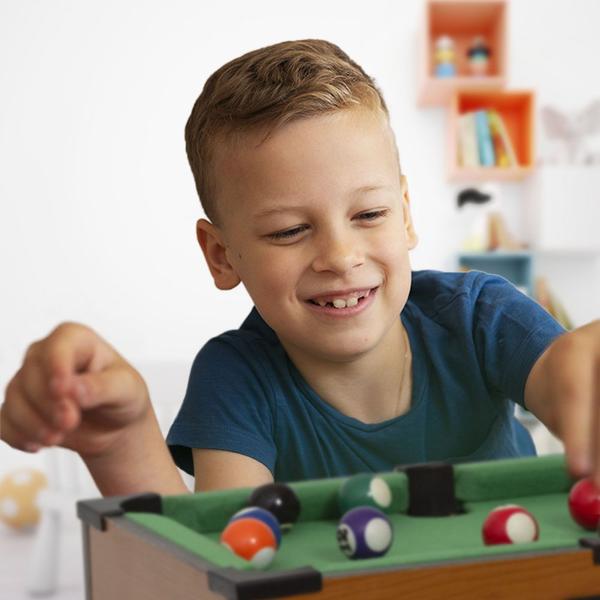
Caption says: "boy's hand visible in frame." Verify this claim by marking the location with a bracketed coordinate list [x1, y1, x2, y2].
[525, 320, 600, 485]
[1, 322, 150, 460]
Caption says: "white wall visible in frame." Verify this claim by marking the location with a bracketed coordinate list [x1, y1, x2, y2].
[2, 0, 599, 474]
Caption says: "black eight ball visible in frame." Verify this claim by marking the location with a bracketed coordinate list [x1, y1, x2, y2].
[248, 483, 301, 531]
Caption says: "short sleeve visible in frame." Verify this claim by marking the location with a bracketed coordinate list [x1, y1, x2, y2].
[472, 274, 566, 407]
[166, 336, 277, 477]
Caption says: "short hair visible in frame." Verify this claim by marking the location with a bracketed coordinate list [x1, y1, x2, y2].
[184, 39, 389, 224]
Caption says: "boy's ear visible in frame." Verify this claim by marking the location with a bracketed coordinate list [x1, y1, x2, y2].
[400, 175, 418, 250]
[196, 219, 241, 290]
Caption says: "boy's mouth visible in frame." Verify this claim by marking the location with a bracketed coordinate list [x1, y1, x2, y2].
[306, 287, 378, 309]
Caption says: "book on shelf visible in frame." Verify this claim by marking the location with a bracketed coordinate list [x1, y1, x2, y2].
[457, 113, 479, 167]
[488, 110, 518, 166]
[475, 110, 495, 167]
[457, 110, 518, 168]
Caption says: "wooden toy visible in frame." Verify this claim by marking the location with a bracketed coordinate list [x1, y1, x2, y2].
[0, 468, 47, 529]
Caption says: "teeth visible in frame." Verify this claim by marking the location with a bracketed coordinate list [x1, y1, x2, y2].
[332, 297, 359, 309]
[311, 288, 375, 308]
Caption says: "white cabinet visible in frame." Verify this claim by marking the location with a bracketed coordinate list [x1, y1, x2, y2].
[525, 166, 600, 253]
[524, 166, 600, 326]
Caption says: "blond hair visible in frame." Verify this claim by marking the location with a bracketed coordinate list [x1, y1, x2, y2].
[184, 39, 389, 224]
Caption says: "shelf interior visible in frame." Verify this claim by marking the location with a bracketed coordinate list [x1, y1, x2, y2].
[428, 0, 507, 78]
[453, 89, 535, 170]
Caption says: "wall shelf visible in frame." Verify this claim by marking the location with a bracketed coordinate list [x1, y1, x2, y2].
[418, 0, 508, 107]
[458, 251, 534, 295]
[447, 89, 535, 181]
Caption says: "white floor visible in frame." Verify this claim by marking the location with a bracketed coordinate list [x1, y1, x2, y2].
[0, 518, 84, 600]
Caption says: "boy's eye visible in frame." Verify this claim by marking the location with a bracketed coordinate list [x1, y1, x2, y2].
[355, 209, 388, 221]
[266, 210, 388, 241]
[267, 225, 309, 240]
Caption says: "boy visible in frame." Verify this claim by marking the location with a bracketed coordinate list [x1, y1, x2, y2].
[1, 40, 599, 496]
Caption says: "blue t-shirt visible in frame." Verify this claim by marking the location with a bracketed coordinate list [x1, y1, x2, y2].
[167, 270, 565, 482]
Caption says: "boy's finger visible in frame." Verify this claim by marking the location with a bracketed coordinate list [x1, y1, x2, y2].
[0, 401, 64, 452]
[0, 414, 41, 453]
[556, 360, 594, 481]
[16, 363, 66, 426]
[4, 373, 68, 441]
[5, 370, 53, 430]
[15, 365, 78, 433]
[41, 323, 112, 386]
[70, 367, 144, 412]
[6, 367, 80, 435]
[592, 366, 600, 487]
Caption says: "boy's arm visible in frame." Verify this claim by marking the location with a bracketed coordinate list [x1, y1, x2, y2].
[1, 322, 190, 497]
[84, 407, 190, 496]
[192, 448, 273, 492]
[525, 319, 600, 484]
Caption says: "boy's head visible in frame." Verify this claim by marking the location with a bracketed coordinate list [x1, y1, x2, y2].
[185, 39, 417, 365]
[185, 39, 391, 226]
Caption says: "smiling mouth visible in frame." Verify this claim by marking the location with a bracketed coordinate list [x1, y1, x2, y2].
[307, 287, 379, 309]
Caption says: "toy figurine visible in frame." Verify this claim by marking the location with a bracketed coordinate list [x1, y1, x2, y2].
[434, 35, 456, 77]
[467, 36, 491, 76]
[457, 184, 525, 252]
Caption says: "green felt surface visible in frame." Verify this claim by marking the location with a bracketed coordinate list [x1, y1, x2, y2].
[454, 454, 572, 501]
[127, 455, 583, 574]
[126, 512, 250, 570]
[204, 492, 580, 572]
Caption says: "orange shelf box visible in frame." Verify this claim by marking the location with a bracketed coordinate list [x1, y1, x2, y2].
[447, 88, 535, 181]
[418, 0, 508, 107]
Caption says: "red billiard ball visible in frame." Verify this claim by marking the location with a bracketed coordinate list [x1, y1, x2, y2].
[568, 478, 600, 531]
[482, 504, 539, 545]
[220, 517, 277, 568]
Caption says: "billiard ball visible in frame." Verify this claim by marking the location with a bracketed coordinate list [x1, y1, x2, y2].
[248, 483, 301, 531]
[229, 506, 282, 547]
[337, 506, 393, 559]
[482, 504, 539, 545]
[338, 474, 393, 515]
[568, 477, 600, 530]
[220, 517, 277, 568]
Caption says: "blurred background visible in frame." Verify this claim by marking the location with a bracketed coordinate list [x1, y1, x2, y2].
[1, 0, 599, 597]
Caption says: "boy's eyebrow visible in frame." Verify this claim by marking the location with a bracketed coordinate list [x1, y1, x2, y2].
[252, 185, 392, 219]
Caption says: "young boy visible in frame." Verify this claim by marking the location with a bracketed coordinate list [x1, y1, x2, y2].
[1, 40, 599, 497]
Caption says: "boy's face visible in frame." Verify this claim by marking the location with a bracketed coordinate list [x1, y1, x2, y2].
[198, 108, 417, 364]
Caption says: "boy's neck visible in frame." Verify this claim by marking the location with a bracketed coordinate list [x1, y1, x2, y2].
[282, 319, 412, 424]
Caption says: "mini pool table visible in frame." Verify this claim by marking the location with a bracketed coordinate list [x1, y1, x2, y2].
[77, 455, 600, 599]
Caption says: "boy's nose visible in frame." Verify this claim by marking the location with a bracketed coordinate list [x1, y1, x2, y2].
[310, 233, 363, 275]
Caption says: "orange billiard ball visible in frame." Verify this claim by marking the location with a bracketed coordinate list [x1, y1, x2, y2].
[220, 517, 277, 569]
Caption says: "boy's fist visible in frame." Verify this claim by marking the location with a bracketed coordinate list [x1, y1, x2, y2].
[1, 322, 150, 460]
